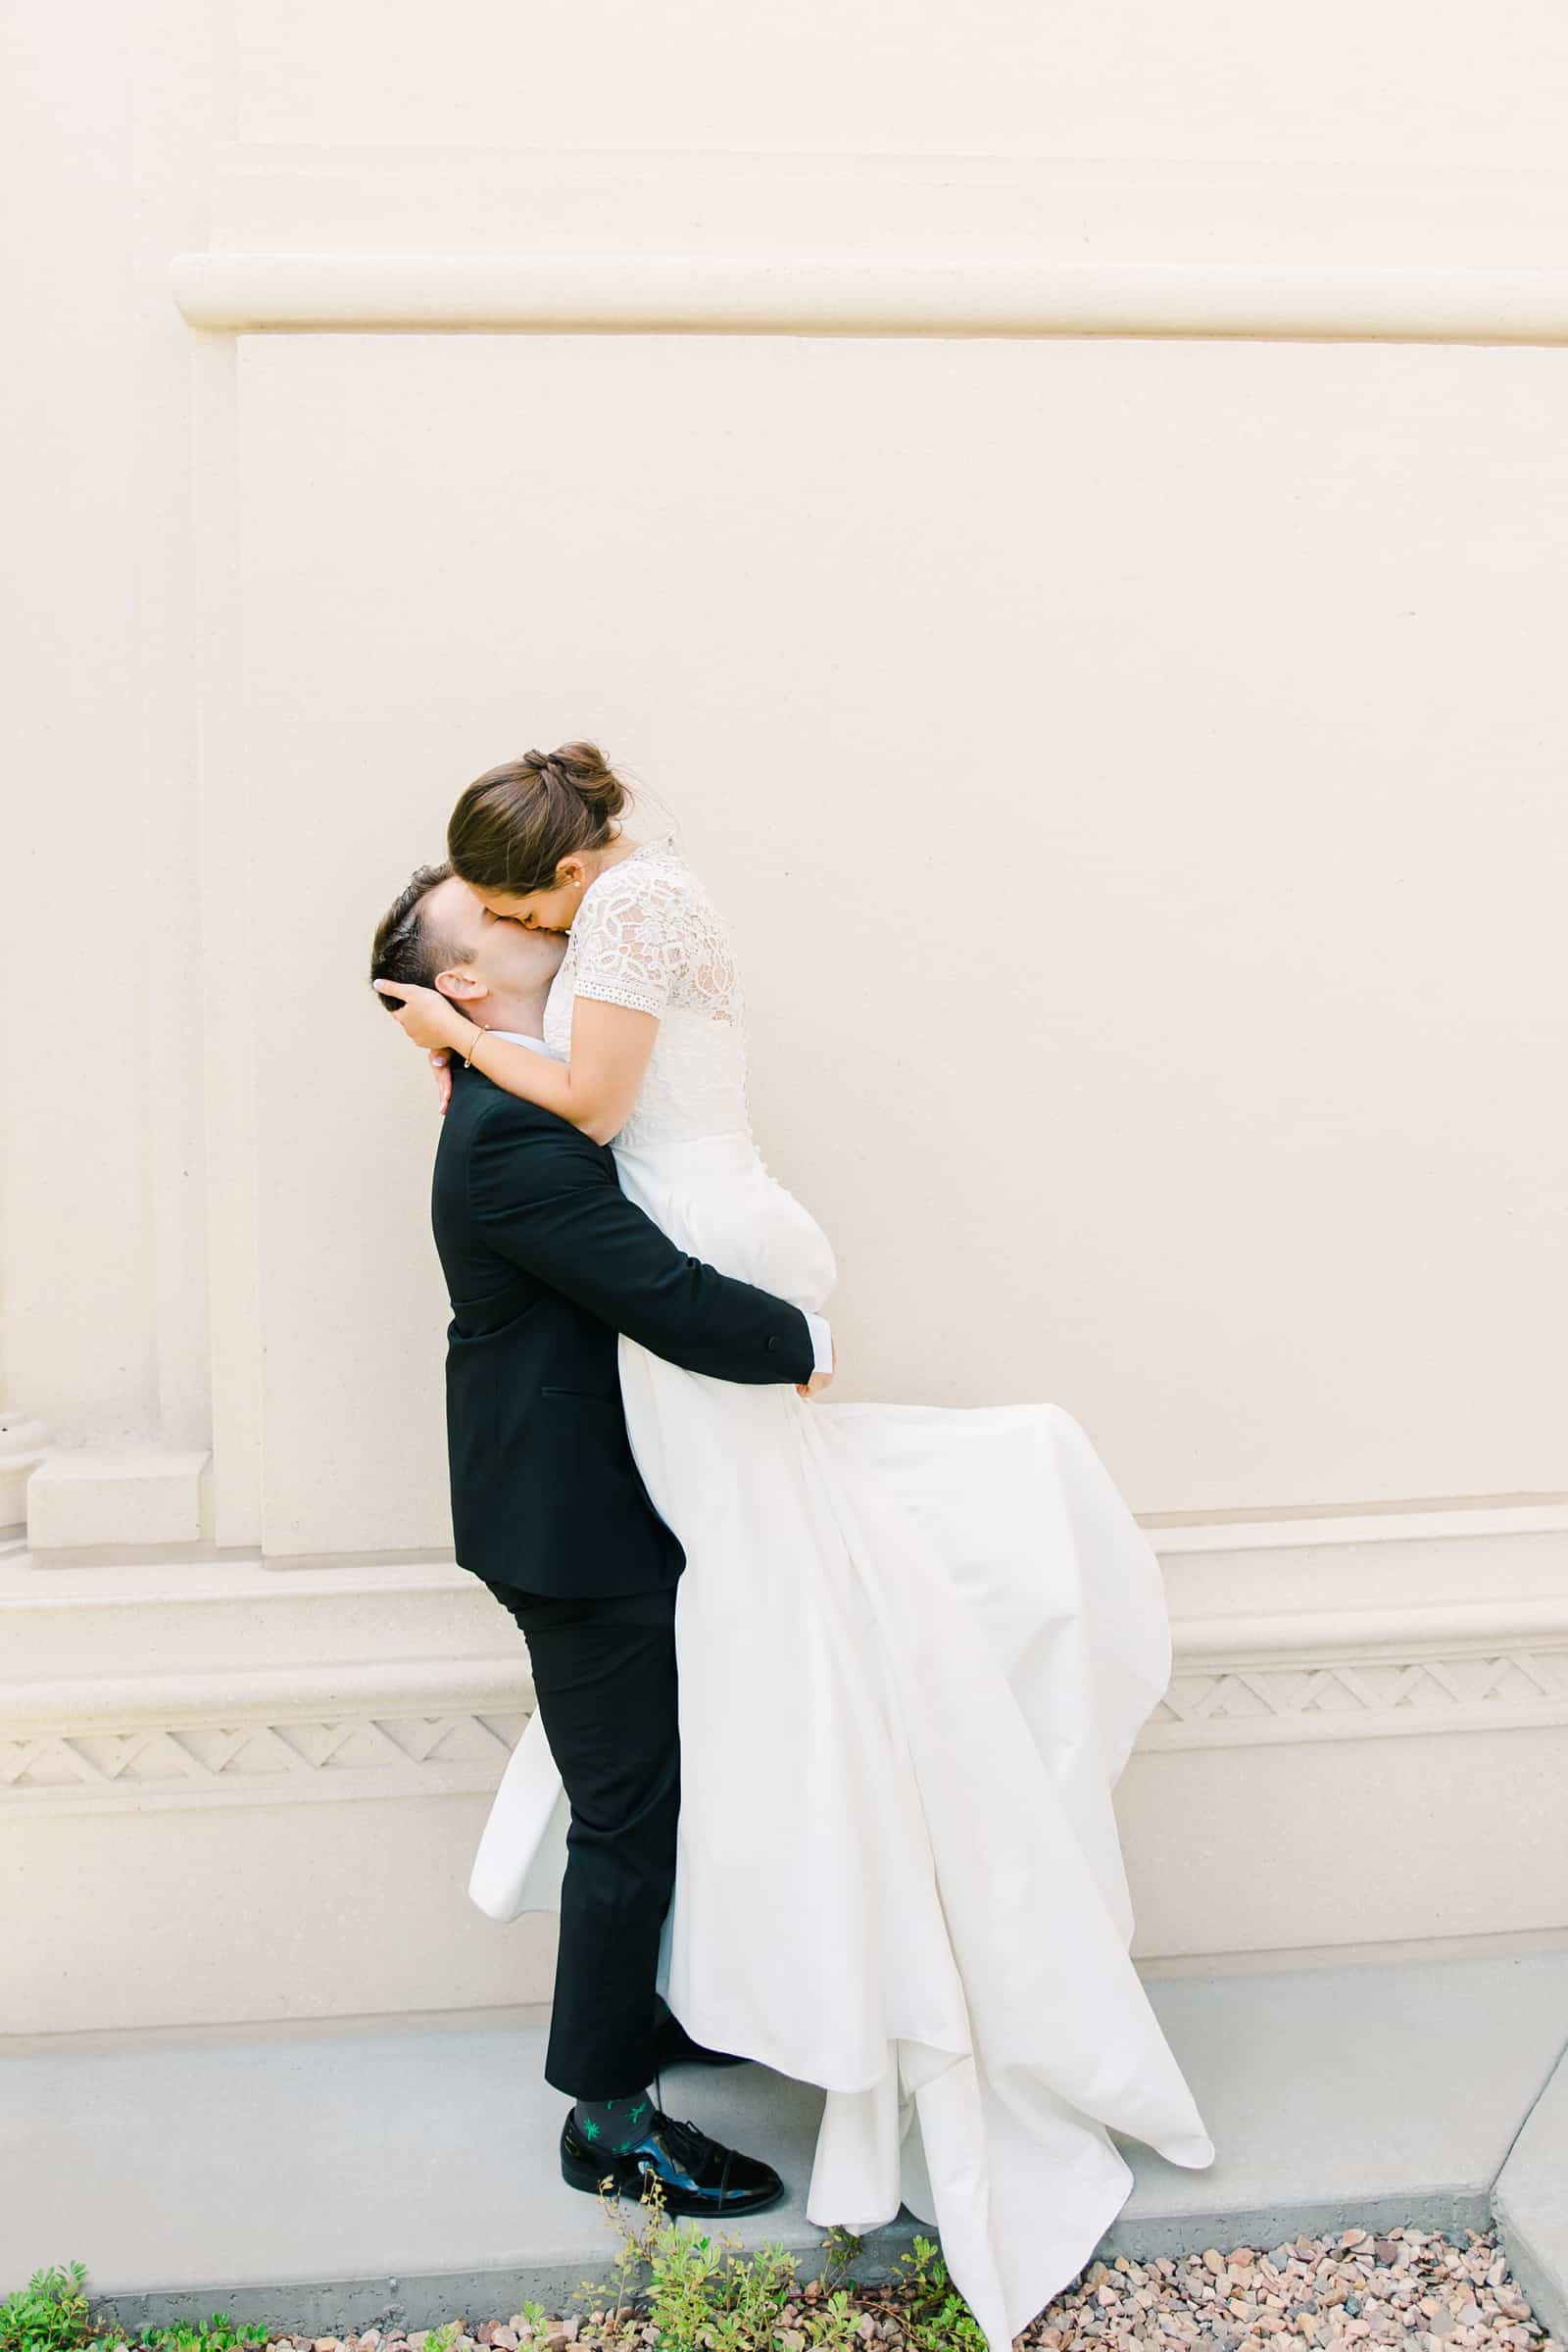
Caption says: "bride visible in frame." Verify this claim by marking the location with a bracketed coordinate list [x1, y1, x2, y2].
[376, 741, 1215, 2352]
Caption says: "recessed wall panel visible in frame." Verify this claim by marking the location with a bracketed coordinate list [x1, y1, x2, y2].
[236, 330, 1568, 1553]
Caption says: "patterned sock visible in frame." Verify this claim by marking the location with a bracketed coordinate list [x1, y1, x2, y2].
[572, 2090, 657, 2153]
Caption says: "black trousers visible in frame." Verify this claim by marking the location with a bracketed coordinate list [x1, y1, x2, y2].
[479, 1576, 680, 2099]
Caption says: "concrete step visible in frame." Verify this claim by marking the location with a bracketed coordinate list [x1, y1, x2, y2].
[3, 1950, 1566, 2339]
[1494, 2034, 1568, 2343]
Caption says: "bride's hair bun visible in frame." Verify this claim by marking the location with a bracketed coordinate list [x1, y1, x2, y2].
[448, 738, 630, 898]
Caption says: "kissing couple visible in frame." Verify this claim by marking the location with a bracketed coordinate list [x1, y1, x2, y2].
[370, 742, 1215, 2352]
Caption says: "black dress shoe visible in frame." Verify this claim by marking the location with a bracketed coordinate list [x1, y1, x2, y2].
[560, 2106, 785, 2217]
[652, 2006, 748, 2070]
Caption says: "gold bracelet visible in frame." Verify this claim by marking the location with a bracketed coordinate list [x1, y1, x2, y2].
[462, 1024, 486, 1069]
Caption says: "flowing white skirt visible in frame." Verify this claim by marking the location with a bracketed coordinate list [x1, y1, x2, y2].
[468, 1136, 1215, 2350]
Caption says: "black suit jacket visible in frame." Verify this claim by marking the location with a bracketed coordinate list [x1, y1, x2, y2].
[430, 1057, 815, 1596]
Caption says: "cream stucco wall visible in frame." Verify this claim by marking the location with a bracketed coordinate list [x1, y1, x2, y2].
[247, 328, 1568, 1555]
[3, 0, 1567, 2029]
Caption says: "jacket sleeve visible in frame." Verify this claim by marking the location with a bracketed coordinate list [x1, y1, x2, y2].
[466, 1098, 816, 1386]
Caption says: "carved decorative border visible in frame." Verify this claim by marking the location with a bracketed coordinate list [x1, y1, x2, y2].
[1144, 1642, 1568, 1749]
[0, 1708, 533, 1818]
[6, 1637, 1568, 1819]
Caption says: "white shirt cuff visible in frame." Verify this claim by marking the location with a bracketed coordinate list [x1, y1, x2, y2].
[802, 1312, 834, 1379]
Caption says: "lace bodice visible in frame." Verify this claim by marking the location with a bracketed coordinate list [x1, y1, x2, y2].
[542, 834, 754, 1155]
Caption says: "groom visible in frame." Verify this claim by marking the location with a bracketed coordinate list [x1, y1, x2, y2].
[370, 864, 832, 2220]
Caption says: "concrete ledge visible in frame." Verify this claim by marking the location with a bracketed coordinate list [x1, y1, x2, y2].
[1494, 2040, 1568, 2344]
[4, 1952, 1565, 2335]
[26, 1448, 211, 1550]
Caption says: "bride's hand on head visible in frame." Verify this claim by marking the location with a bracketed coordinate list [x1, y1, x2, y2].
[373, 976, 468, 1053]
[373, 978, 468, 1114]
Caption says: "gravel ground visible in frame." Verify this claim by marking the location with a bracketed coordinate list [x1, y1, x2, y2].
[246, 2225, 1559, 2352]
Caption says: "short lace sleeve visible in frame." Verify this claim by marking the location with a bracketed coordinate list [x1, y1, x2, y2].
[570, 868, 676, 1019]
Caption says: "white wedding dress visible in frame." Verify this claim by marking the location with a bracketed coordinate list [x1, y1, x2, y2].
[467, 834, 1215, 2350]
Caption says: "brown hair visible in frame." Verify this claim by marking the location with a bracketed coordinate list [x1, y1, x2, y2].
[368, 859, 470, 1006]
[447, 740, 629, 899]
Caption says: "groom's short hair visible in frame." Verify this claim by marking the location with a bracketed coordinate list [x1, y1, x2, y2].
[369, 861, 476, 1007]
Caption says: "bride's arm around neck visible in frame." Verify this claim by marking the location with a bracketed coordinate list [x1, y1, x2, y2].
[375, 850, 669, 1141]
[464, 849, 681, 1141]
[466, 997, 657, 1146]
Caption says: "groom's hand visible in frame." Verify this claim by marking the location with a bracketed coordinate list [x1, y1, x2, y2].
[797, 1343, 836, 1401]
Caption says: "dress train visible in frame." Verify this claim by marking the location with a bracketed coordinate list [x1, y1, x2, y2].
[469, 1393, 1214, 2351]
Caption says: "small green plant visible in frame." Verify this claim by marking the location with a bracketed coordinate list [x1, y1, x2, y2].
[571, 2166, 666, 2323]
[895, 2235, 985, 2352]
[579, 2177, 948, 2352]
[816, 2231, 862, 2294]
[584, 2174, 881, 2352]
[800, 2286, 860, 2352]
[6, 2222, 980, 2352]
[1, 2264, 103, 2352]
[0, 2268, 267, 2352]
[142, 2324, 267, 2352]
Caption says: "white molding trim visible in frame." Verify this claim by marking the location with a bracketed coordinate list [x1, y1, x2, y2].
[1172, 1594, 1568, 1657]
[4, 1657, 532, 1728]
[3, 1494, 1561, 1592]
[190, 327, 266, 1548]
[6, 1498, 1566, 1816]
[0, 1556, 470, 1611]
[1151, 1500, 1568, 1551]
[6, 1621, 1566, 1817]
[5, 1589, 1567, 1817]
[169, 254, 1568, 343]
